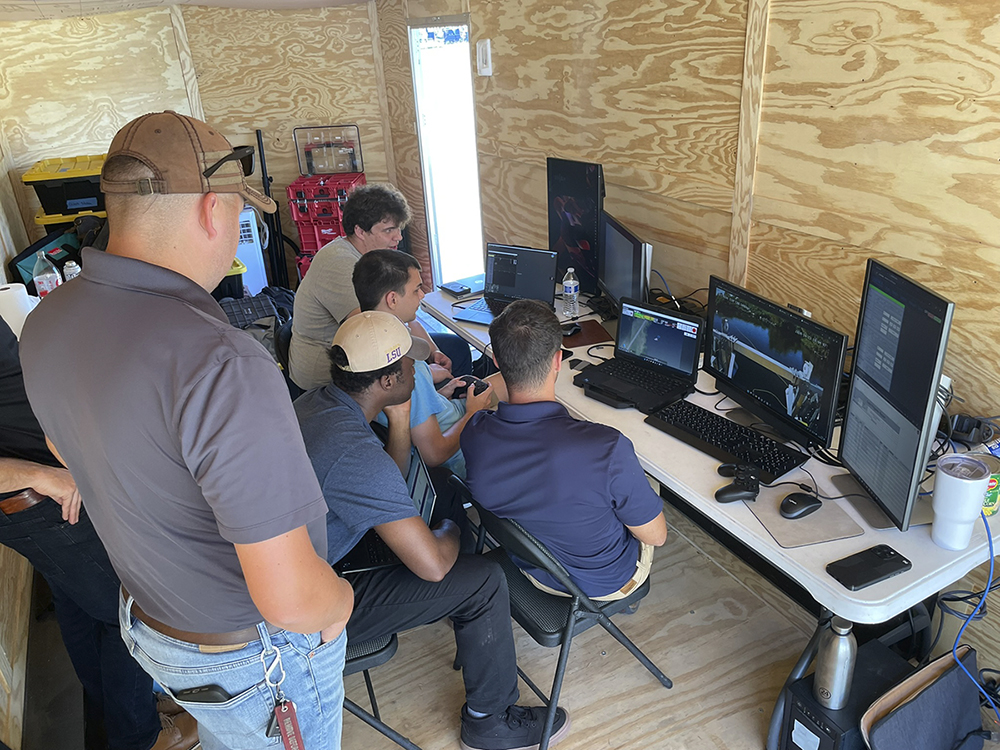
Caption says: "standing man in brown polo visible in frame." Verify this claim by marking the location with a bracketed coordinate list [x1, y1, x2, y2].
[20, 111, 354, 749]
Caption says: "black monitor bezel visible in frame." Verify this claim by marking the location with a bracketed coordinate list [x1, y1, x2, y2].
[704, 275, 848, 450]
[837, 259, 954, 531]
[598, 211, 649, 308]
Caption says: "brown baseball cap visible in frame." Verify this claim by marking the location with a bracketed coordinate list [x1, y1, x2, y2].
[100, 111, 276, 214]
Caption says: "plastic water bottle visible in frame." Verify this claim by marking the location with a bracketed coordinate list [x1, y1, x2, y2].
[813, 617, 857, 710]
[62, 260, 81, 281]
[562, 267, 579, 317]
[32, 251, 62, 298]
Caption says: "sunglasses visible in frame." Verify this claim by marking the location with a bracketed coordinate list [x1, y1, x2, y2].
[203, 145, 255, 179]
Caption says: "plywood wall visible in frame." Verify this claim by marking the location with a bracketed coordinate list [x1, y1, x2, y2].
[471, 0, 747, 296]
[0, 6, 202, 271]
[183, 3, 392, 284]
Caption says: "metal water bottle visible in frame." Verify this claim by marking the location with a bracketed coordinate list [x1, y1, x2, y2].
[813, 617, 856, 710]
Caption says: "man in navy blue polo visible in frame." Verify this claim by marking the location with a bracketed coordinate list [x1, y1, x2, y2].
[461, 299, 667, 600]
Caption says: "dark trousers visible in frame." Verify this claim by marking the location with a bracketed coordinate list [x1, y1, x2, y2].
[346, 554, 520, 715]
[0, 500, 159, 750]
[429, 332, 474, 378]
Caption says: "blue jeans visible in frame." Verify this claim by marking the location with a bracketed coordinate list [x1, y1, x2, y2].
[119, 595, 347, 750]
[0, 500, 159, 750]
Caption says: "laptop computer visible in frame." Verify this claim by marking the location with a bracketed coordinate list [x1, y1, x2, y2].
[573, 298, 704, 414]
[334, 447, 437, 575]
[453, 243, 559, 325]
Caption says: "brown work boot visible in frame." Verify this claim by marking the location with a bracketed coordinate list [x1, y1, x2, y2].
[151, 711, 199, 750]
[156, 694, 184, 717]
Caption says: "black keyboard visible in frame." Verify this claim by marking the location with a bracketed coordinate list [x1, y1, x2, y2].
[600, 359, 688, 398]
[644, 400, 809, 483]
[464, 297, 510, 315]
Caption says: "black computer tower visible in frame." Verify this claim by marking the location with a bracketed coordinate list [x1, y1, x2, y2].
[779, 639, 914, 750]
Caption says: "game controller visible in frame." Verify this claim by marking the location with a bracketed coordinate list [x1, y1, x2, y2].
[452, 375, 489, 398]
[715, 464, 760, 503]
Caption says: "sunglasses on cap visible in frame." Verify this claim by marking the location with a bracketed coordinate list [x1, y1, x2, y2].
[203, 145, 255, 179]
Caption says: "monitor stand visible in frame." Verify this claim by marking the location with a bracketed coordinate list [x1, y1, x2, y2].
[829, 473, 934, 529]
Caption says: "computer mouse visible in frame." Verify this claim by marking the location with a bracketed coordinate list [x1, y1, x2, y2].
[562, 322, 581, 337]
[780, 492, 822, 519]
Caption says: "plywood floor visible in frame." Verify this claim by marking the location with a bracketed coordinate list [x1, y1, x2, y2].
[342, 504, 817, 750]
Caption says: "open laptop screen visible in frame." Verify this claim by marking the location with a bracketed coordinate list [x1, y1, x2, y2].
[617, 299, 701, 375]
[485, 244, 559, 306]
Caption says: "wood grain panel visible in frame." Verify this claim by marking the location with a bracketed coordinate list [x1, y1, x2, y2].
[0, 548, 32, 750]
[757, 1, 1000, 248]
[473, 0, 747, 197]
[749, 222, 1000, 418]
[729, 0, 770, 285]
[375, 0, 434, 290]
[183, 3, 389, 284]
[0, 7, 198, 244]
[406, 0, 467, 18]
[341, 515, 810, 750]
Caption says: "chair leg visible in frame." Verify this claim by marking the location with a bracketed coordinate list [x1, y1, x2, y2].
[537, 610, 579, 750]
[344, 697, 423, 750]
[597, 614, 673, 689]
[516, 665, 550, 705]
[363, 669, 381, 721]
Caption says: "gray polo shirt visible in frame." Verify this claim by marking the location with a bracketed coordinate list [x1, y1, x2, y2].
[288, 236, 362, 390]
[20, 248, 328, 633]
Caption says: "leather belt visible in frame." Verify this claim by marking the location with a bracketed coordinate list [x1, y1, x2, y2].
[0, 488, 47, 515]
[121, 586, 281, 647]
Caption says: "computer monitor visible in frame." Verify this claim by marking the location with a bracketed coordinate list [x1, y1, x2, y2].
[705, 276, 848, 449]
[598, 212, 651, 308]
[547, 157, 604, 295]
[838, 260, 954, 531]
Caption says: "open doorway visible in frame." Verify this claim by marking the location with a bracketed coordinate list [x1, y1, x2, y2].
[409, 17, 484, 286]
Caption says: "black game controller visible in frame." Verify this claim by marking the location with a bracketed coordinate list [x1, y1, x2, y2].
[452, 375, 489, 398]
[715, 464, 760, 503]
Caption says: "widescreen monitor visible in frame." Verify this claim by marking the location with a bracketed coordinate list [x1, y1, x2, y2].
[546, 157, 604, 295]
[598, 212, 651, 308]
[705, 276, 848, 449]
[839, 260, 954, 531]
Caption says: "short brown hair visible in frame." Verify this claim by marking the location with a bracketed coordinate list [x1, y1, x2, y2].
[489, 299, 563, 391]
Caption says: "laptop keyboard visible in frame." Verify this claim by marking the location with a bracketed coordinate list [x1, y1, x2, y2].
[645, 399, 809, 483]
[464, 297, 510, 316]
[601, 358, 688, 397]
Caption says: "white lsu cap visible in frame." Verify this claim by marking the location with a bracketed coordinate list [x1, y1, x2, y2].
[333, 311, 431, 373]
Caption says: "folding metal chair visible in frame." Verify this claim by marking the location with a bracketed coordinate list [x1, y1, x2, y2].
[343, 634, 421, 750]
[451, 476, 673, 750]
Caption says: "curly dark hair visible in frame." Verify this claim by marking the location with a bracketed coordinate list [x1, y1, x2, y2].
[342, 183, 411, 237]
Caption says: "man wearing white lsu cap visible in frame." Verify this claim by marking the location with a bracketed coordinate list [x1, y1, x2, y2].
[294, 311, 570, 750]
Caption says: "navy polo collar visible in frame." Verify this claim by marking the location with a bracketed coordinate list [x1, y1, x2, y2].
[495, 399, 568, 423]
[81, 247, 227, 324]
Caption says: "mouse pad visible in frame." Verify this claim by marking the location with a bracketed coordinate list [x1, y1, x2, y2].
[563, 319, 613, 348]
[745, 494, 864, 549]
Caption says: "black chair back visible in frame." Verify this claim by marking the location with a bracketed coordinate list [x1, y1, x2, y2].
[275, 317, 293, 371]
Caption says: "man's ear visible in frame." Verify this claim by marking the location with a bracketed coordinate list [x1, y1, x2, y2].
[198, 193, 223, 240]
[552, 349, 563, 373]
[384, 290, 398, 310]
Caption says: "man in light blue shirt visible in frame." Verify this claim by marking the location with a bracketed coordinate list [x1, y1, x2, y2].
[353, 249, 498, 477]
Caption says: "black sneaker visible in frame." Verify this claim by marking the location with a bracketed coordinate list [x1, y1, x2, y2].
[460, 704, 571, 750]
